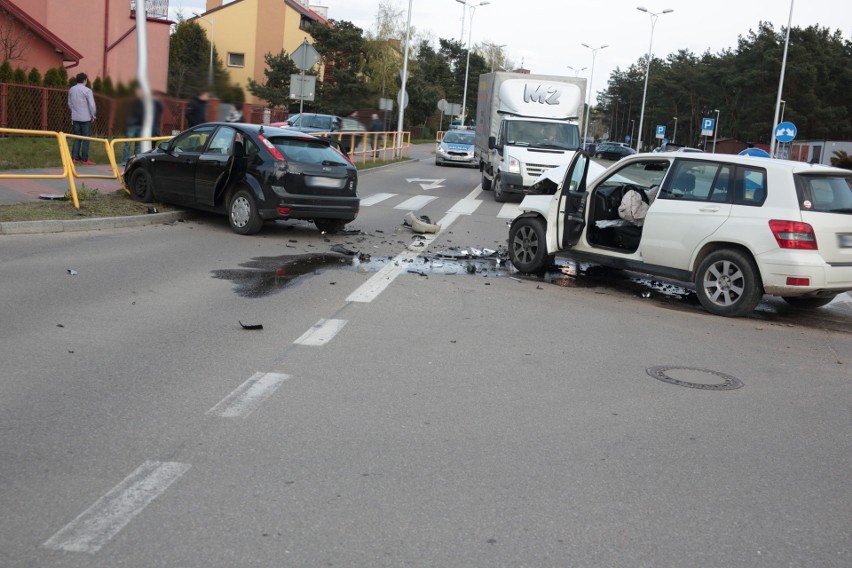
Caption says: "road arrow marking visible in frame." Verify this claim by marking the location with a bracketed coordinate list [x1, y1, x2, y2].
[405, 178, 446, 191]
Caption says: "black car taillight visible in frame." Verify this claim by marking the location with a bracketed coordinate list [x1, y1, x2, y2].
[257, 134, 287, 162]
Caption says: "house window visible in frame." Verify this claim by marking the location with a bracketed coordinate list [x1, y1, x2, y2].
[227, 53, 245, 68]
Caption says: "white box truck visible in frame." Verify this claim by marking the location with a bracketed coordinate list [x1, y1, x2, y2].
[474, 72, 586, 202]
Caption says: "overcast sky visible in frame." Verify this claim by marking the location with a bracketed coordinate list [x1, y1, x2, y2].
[169, 0, 850, 100]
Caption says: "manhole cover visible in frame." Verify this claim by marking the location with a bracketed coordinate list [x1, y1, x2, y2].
[646, 366, 743, 391]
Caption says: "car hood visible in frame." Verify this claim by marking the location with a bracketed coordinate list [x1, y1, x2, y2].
[530, 160, 608, 188]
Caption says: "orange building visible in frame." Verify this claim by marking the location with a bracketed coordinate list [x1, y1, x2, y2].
[1, 0, 171, 90]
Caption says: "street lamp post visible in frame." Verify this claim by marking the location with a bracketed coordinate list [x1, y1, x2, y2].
[672, 116, 678, 144]
[630, 119, 635, 146]
[566, 65, 587, 77]
[770, 0, 794, 157]
[581, 43, 608, 151]
[456, 0, 490, 126]
[780, 99, 786, 123]
[483, 42, 507, 73]
[396, 0, 413, 158]
[193, 12, 215, 88]
[712, 109, 720, 153]
[635, 6, 673, 152]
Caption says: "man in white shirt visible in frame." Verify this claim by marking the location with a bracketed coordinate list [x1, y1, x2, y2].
[67, 73, 97, 165]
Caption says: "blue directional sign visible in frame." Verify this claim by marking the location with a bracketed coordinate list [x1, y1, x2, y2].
[655, 125, 666, 139]
[625, 135, 631, 143]
[701, 117, 715, 136]
[774, 121, 797, 143]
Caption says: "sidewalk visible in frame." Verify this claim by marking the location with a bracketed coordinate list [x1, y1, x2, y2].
[0, 164, 124, 205]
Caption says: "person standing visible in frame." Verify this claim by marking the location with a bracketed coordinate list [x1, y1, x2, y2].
[185, 90, 209, 127]
[67, 73, 97, 165]
[369, 113, 384, 157]
[122, 88, 164, 164]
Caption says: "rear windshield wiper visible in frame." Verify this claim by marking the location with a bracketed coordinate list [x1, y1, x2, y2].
[321, 159, 347, 167]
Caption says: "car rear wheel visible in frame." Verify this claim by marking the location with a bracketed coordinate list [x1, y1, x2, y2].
[314, 219, 347, 234]
[509, 217, 548, 272]
[695, 249, 763, 317]
[481, 173, 492, 191]
[228, 189, 263, 235]
[781, 295, 836, 309]
[129, 169, 154, 203]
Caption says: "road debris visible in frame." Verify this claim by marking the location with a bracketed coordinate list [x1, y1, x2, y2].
[239, 321, 264, 330]
[403, 211, 441, 234]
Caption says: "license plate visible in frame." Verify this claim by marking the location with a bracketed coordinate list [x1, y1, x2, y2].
[450, 156, 468, 161]
[839, 234, 852, 248]
[307, 176, 344, 189]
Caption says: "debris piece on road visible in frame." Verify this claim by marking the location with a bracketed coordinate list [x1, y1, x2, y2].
[330, 244, 357, 256]
[358, 252, 371, 262]
[67, 269, 78, 276]
[39, 193, 65, 200]
[239, 321, 264, 330]
[407, 270, 428, 277]
[509, 276, 522, 282]
[403, 211, 441, 234]
[147, 207, 159, 214]
[641, 291, 651, 298]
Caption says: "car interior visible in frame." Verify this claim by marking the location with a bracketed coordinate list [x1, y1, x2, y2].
[585, 160, 670, 252]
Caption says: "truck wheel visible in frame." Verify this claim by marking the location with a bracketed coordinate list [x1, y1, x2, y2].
[509, 217, 548, 272]
[695, 249, 762, 317]
[481, 173, 492, 191]
[494, 175, 507, 203]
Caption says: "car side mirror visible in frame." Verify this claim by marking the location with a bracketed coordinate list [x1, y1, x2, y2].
[488, 136, 496, 150]
[158, 141, 171, 154]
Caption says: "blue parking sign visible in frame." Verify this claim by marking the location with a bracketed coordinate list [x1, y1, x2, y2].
[655, 125, 666, 139]
[701, 117, 715, 136]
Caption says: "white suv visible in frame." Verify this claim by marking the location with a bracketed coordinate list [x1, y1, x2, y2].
[509, 152, 852, 316]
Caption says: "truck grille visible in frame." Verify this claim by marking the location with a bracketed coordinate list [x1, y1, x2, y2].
[525, 163, 559, 177]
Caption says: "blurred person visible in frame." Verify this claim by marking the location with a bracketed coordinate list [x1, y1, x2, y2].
[67, 72, 97, 165]
[369, 113, 384, 157]
[185, 90, 210, 127]
[122, 88, 164, 164]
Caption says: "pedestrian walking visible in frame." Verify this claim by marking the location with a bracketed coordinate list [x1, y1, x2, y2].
[67, 72, 97, 165]
[185, 90, 210, 127]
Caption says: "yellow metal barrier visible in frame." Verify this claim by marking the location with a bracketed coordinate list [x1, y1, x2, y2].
[309, 130, 411, 165]
[0, 127, 79, 207]
[0, 127, 170, 208]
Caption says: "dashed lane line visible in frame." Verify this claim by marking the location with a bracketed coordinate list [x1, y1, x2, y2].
[43, 461, 191, 553]
[206, 372, 291, 418]
[294, 318, 349, 346]
[497, 203, 522, 219]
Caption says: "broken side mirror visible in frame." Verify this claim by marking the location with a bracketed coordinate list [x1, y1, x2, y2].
[488, 136, 496, 150]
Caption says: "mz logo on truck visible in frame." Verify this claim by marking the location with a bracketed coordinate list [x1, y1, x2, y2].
[523, 84, 562, 105]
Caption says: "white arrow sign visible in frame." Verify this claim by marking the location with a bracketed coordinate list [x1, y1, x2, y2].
[406, 178, 445, 190]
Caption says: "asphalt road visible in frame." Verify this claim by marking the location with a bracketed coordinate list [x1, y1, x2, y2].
[1, 156, 850, 567]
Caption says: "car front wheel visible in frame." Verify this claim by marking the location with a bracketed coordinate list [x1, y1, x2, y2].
[129, 169, 154, 203]
[781, 295, 836, 309]
[228, 189, 263, 235]
[695, 249, 763, 317]
[509, 217, 549, 272]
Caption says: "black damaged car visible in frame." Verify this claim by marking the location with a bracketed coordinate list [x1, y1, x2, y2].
[124, 122, 359, 235]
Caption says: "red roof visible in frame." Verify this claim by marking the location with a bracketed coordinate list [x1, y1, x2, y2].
[0, 0, 83, 64]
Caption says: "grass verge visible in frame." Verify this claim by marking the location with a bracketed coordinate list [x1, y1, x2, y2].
[0, 187, 176, 222]
[0, 135, 112, 170]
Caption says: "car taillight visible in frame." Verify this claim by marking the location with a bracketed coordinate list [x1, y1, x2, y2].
[257, 134, 287, 161]
[768, 220, 818, 250]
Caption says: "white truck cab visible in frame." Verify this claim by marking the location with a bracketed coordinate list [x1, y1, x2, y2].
[474, 73, 586, 202]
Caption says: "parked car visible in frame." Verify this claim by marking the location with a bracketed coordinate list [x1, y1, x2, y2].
[273, 113, 366, 153]
[508, 151, 852, 316]
[594, 142, 637, 160]
[124, 122, 359, 235]
[435, 130, 476, 167]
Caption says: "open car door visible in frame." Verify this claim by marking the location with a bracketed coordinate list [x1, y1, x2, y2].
[554, 151, 590, 249]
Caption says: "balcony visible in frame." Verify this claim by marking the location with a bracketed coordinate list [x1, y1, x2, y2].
[130, 0, 170, 21]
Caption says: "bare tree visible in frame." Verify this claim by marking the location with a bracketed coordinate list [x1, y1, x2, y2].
[476, 42, 514, 73]
[0, 8, 29, 62]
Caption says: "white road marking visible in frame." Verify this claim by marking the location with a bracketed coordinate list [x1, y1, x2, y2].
[43, 461, 191, 553]
[448, 199, 482, 215]
[464, 186, 483, 200]
[206, 372, 290, 418]
[497, 203, 522, 219]
[360, 193, 396, 206]
[348, 209, 461, 303]
[394, 195, 438, 211]
[294, 318, 348, 346]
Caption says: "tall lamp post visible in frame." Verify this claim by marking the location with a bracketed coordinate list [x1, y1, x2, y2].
[566, 65, 587, 77]
[456, 0, 490, 126]
[581, 43, 608, 151]
[395, 0, 413, 158]
[483, 42, 506, 72]
[672, 116, 678, 144]
[193, 12, 215, 88]
[630, 119, 635, 146]
[712, 109, 720, 153]
[770, 0, 794, 157]
[635, 6, 673, 152]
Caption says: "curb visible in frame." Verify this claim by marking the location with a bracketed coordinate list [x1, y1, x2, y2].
[0, 210, 193, 235]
